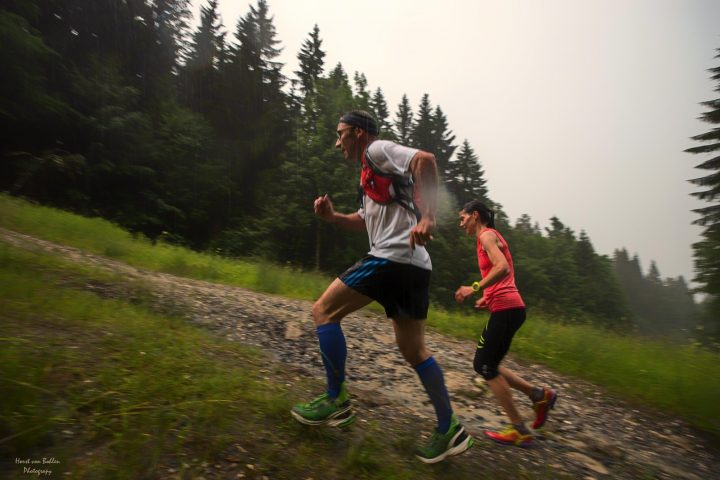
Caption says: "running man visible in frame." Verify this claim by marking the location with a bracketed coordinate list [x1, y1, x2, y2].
[455, 200, 557, 447]
[291, 110, 473, 463]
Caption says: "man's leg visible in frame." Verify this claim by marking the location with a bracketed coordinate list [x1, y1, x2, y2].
[291, 278, 372, 427]
[395, 318, 473, 463]
[392, 318, 452, 433]
[312, 278, 372, 398]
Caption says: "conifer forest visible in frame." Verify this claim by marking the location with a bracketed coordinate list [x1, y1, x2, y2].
[2, 0, 717, 343]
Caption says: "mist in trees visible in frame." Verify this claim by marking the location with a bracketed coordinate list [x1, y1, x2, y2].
[613, 249, 701, 340]
[0, 0, 704, 344]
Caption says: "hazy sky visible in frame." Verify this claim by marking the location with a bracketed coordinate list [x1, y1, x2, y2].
[195, 0, 720, 285]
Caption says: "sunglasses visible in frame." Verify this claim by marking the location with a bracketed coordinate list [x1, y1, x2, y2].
[336, 126, 354, 139]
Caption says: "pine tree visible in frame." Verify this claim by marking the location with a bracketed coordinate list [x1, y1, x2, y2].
[151, 0, 192, 73]
[445, 139, 487, 206]
[542, 217, 584, 317]
[248, 0, 284, 107]
[181, 0, 225, 116]
[515, 214, 541, 235]
[370, 87, 395, 140]
[329, 62, 349, 90]
[686, 47, 720, 333]
[352, 72, 371, 111]
[624, 252, 651, 331]
[222, 0, 287, 214]
[251, 0, 282, 67]
[432, 105, 456, 173]
[647, 261, 662, 285]
[295, 24, 325, 96]
[184, 0, 224, 69]
[228, 7, 262, 123]
[410, 93, 434, 151]
[230, 0, 285, 116]
[394, 94, 413, 145]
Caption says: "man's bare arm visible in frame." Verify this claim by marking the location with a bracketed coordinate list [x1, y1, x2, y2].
[314, 194, 366, 231]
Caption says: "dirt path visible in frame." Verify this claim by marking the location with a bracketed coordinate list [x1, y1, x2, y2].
[2, 227, 718, 479]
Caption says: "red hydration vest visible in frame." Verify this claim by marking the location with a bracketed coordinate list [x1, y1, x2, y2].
[359, 147, 421, 220]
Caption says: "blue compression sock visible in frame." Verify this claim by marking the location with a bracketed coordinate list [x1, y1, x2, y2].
[414, 356, 453, 433]
[316, 323, 347, 399]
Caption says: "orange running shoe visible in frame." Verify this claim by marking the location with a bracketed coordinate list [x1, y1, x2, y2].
[532, 388, 557, 429]
[483, 425, 533, 447]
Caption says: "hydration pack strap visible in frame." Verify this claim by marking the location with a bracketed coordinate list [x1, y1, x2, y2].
[362, 147, 422, 221]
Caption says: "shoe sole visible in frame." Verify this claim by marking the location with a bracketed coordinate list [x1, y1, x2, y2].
[291, 406, 355, 428]
[416, 427, 474, 464]
[533, 390, 558, 430]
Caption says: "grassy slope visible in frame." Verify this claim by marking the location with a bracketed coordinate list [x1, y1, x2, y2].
[0, 193, 718, 439]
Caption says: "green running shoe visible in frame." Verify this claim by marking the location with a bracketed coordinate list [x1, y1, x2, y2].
[291, 383, 355, 428]
[415, 414, 474, 464]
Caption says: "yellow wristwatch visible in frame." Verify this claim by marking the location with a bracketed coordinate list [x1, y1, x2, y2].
[471, 281, 481, 292]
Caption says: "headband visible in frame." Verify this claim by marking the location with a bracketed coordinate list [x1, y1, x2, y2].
[340, 111, 379, 135]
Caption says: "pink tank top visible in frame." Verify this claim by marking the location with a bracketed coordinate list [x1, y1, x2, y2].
[477, 228, 525, 312]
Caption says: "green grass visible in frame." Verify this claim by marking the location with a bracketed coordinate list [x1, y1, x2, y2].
[1, 193, 719, 439]
[0, 194, 330, 300]
[511, 314, 720, 434]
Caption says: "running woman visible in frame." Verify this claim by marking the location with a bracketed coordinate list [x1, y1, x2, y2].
[291, 110, 473, 463]
[455, 200, 557, 447]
